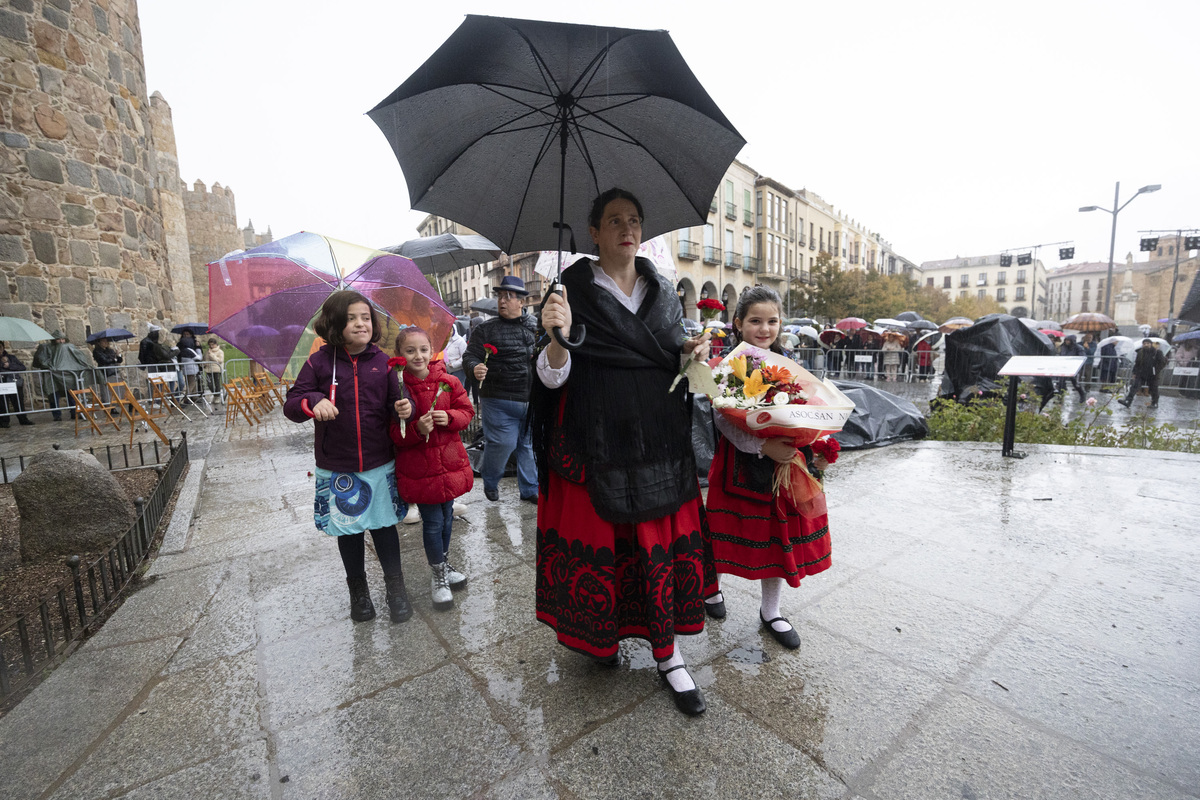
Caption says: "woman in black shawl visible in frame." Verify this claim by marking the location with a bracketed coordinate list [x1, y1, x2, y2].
[532, 188, 717, 716]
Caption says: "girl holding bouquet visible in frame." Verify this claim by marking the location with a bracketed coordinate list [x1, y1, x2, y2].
[704, 286, 836, 651]
[533, 188, 718, 716]
[389, 327, 475, 611]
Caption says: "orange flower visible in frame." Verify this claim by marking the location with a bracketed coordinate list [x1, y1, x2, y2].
[761, 364, 793, 384]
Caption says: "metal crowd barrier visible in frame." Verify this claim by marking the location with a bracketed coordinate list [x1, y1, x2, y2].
[0, 361, 231, 421]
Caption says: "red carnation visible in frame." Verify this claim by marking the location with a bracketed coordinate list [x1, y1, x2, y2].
[388, 356, 407, 370]
[483, 343, 498, 356]
[696, 297, 725, 324]
[811, 436, 841, 464]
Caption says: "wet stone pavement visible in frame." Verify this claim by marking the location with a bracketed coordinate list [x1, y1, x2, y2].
[1, 406, 1198, 799]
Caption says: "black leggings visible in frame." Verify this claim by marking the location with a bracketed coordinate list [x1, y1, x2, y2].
[336, 526, 403, 579]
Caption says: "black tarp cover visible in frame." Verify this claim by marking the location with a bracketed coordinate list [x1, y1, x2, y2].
[939, 314, 1054, 398]
[830, 381, 928, 450]
[1179, 273, 1200, 325]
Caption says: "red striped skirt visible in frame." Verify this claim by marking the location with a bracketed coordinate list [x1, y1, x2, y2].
[535, 472, 719, 661]
[705, 439, 832, 587]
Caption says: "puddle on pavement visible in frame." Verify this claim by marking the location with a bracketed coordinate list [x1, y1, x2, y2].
[725, 646, 770, 676]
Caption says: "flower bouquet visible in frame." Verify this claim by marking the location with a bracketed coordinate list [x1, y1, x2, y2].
[710, 342, 854, 514]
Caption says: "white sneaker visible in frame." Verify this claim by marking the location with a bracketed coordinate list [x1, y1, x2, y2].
[402, 505, 420, 525]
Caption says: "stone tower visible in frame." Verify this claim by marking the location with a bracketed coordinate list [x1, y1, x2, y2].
[181, 178, 241, 319]
[0, 0, 198, 346]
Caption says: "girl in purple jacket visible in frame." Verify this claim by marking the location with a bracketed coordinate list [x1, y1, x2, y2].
[284, 291, 414, 624]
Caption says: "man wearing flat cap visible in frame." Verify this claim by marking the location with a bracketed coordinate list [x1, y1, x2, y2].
[463, 276, 540, 503]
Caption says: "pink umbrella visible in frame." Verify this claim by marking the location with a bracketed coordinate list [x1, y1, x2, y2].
[1039, 329, 1064, 338]
[819, 329, 845, 346]
[835, 317, 868, 331]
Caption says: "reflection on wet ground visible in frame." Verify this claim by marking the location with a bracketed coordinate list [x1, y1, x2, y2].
[1, 410, 1198, 800]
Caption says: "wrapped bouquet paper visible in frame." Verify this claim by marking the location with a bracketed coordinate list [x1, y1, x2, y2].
[710, 342, 854, 514]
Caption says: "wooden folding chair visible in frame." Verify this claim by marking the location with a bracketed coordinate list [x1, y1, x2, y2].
[104, 381, 169, 445]
[148, 375, 192, 420]
[255, 373, 286, 406]
[223, 380, 260, 427]
[235, 377, 272, 415]
[70, 387, 120, 437]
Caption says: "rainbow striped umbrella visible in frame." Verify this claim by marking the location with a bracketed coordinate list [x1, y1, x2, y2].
[208, 231, 454, 378]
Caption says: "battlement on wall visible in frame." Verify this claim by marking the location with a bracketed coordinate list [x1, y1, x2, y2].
[181, 179, 236, 219]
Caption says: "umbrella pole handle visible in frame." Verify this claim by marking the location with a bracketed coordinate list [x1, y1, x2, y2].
[547, 282, 585, 350]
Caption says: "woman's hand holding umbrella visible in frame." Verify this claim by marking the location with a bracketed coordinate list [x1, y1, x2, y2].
[541, 290, 573, 369]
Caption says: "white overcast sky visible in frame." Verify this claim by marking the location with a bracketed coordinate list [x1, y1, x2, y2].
[139, 0, 1199, 268]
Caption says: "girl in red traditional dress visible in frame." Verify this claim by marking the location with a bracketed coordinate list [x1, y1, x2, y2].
[703, 286, 836, 651]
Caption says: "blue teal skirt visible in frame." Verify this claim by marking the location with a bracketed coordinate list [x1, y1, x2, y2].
[313, 462, 406, 536]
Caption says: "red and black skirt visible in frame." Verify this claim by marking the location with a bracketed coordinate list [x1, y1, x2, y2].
[705, 438, 831, 587]
[535, 472, 719, 662]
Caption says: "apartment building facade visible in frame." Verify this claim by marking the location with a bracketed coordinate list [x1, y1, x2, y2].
[412, 159, 915, 322]
[917, 254, 1047, 318]
[1045, 244, 1199, 326]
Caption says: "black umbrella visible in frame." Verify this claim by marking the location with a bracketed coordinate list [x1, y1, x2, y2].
[470, 297, 499, 316]
[906, 319, 938, 332]
[895, 311, 923, 322]
[86, 327, 134, 343]
[171, 323, 209, 335]
[369, 15, 745, 348]
[383, 233, 501, 277]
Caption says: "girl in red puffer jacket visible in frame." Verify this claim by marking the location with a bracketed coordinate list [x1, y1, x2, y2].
[389, 327, 475, 611]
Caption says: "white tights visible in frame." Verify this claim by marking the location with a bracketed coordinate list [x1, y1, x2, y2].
[709, 576, 793, 632]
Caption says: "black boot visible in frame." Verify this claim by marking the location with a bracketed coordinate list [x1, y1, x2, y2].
[384, 572, 413, 623]
[346, 574, 375, 622]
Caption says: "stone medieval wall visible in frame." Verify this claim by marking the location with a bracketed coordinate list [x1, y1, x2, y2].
[0, 0, 199, 348]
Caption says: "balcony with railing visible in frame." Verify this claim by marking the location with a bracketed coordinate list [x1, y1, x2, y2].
[703, 246, 722, 265]
[725, 201, 737, 220]
[809, 240, 816, 251]
[725, 252, 742, 269]
[709, 198, 718, 213]
[744, 256, 760, 272]
[677, 240, 699, 260]
[743, 208, 753, 226]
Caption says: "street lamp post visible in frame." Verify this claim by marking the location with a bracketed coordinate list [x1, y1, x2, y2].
[1079, 181, 1161, 317]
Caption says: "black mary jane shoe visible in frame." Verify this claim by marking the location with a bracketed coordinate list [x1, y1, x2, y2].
[658, 665, 706, 716]
[704, 593, 726, 620]
[593, 652, 619, 667]
[760, 612, 801, 650]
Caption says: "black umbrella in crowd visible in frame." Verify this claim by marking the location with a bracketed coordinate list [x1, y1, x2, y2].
[895, 311, 923, 322]
[368, 16, 746, 346]
[382, 233, 502, 277]
[86, 327, 134, 343]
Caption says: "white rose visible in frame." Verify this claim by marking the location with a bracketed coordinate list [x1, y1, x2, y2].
[773, 392, 790, 406]
[713, 396, 733, 408]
